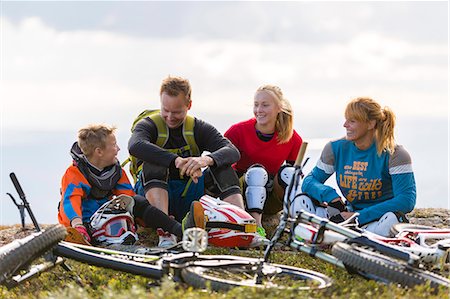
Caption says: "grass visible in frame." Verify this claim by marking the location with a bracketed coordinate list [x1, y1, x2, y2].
[1, 211, 450, 299]
[1, 238, 449, 298]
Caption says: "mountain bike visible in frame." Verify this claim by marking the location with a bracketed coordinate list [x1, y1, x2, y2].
[389, 223, 450, 268]
[0, 172, 333, 291]
[0, 224, 68, 288]
[52, 234, 333, 291]
[263, 143, 450, 290]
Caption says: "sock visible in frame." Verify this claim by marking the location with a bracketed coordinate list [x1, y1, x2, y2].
[135, 204, 182, 239]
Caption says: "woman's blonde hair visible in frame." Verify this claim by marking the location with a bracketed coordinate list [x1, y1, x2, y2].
[78, 124, 117, 157]
[345, 97, 396, 155]
[256, 85, 293, 144]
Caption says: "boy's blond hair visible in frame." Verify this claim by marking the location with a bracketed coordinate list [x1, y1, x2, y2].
[78, 124, 117, 157]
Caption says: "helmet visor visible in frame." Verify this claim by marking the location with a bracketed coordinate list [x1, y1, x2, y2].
[104, 216, 135, 237]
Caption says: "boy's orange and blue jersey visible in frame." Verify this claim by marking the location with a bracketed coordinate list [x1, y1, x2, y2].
[58, 165, 135, 227]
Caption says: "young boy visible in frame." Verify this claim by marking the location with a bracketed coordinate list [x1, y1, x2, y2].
[58, 124, 204, 245]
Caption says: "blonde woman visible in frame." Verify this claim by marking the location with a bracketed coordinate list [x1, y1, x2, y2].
[225, 85, 303, 237]
[302, 97, 416, 237]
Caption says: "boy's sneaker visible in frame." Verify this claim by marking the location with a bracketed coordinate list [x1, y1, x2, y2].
[156, 228, 177, 248]
[182, 201, 206, 231]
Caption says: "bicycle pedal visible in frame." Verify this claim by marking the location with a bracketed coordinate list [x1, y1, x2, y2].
[182, 227, 208, 252]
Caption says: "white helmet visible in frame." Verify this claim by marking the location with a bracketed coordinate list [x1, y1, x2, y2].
[199, 195, 264, 248]
[90, 196, 138, 245]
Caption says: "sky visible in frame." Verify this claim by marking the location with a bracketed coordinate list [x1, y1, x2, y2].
[0, 1, 448, 225]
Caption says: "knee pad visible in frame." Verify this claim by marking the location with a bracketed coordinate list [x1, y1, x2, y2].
[245, 164, 269, 186]
[244, 165, 269, 213]
[315, 206, 329, 219]
[289, 194, 329, 219]
[277, 165, 295, 189]
[364, 212, 400, 237]
[141, 163, 168, 193]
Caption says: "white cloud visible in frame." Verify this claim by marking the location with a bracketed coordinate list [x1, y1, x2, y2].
[0, 4, 448, 225]
[1, 15, 447, 137]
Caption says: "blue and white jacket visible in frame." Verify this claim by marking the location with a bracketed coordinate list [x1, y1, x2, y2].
[302, 138, 416, 225]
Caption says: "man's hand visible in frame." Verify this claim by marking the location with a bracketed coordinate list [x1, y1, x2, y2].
[175, 156, 214, 183]
[189, 168, 203, 183]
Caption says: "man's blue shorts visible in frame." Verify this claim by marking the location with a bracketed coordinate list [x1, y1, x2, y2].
[134, 176, 205, 222]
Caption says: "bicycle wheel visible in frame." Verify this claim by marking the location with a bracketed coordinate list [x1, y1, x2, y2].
[0, 224, 67, 285]
[181, 258, 332, 291]
[54, 241, 163, 279]
[332, 242, 450, 289]
[390, 223, 441, 237]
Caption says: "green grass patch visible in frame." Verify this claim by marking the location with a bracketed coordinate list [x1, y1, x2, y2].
[1, 247, 449, 299]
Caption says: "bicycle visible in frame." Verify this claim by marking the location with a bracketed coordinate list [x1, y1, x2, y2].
[0, 172, 333, 291]
[0, 224, 68, 288]
[263, 143, 450, 290]
[389, 223, 450, 268]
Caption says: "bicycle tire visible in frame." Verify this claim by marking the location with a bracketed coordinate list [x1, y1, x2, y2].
[332, 241, 450, 289]
[0, 224, 67, 285]
[181, 259, 332, 291]
[54, 241, 163, 279]
[390, 223, 441, 237]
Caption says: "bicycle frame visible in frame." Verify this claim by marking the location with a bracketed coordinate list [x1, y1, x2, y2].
[267, 161, 450, 269]
[263, 149, 447, 279]
[263, 158, 347, 268]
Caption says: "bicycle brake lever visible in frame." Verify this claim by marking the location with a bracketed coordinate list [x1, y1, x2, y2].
[6, 192, 21, 207]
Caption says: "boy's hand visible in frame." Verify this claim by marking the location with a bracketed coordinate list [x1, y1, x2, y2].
[74, 225, 91, 242]
[65, 226, 91, 245]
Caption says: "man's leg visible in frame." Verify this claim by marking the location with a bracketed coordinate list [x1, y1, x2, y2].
[138, 162, 182, 247]
[145, 187, 169, 215]
[141, 162, 170, 214]
[204, 165, 245, 209]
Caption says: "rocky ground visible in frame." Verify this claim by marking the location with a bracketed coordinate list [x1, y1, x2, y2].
[406, 208, 450, 227]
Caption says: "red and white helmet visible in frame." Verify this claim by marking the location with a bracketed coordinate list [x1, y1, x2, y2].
[90, 196, 138, 245]
[199, 195, 263, 248]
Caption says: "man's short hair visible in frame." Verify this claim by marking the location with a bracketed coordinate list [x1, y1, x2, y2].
[78, 124, 116, 157]
[160, 76, 192, 105]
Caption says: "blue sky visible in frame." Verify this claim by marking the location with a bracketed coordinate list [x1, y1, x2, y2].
[0, 1, 448, 224]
